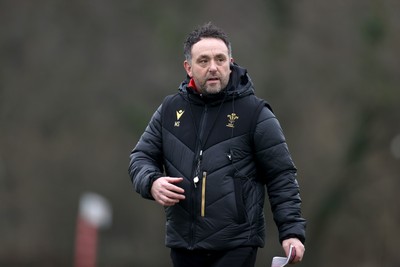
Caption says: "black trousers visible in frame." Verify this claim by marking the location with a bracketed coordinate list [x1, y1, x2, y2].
[170, 246, 258, 267]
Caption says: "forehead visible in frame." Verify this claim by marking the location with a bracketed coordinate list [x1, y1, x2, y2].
[191, 38, 229, 58]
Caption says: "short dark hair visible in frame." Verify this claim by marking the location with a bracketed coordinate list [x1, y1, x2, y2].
[183, 22, 232, 62]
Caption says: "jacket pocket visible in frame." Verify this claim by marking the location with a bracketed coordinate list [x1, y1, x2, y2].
[233, 176, 246, 224]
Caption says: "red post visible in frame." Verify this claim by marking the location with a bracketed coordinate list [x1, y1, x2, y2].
[74, 216, 98, 267]
[73, 192, 112, 267]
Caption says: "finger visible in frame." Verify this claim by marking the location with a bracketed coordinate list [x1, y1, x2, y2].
[164, 191, 186, 201]
[292, 255, 302, 264]
[166, 177, 184, 184]
[158, 179, 185, 197]
[153, 181, 183, 196]
[155, 187, 184, 204]
[159, 195, 181, 206]
[154, 193, 174, 206]
[165, 187, 186, 198]
[291, 246, 305, 263]
[289, 246, 296, 263]
[165, 178, 185, 192]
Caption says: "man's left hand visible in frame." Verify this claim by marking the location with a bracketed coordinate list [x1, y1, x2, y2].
[282, 238, 305, 264]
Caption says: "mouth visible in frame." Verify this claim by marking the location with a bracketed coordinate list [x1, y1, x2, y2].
[207, 77, 220, 83]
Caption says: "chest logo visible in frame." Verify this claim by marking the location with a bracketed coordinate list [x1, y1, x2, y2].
[226, 113, 239, 128]
[174, 110, 184, 127]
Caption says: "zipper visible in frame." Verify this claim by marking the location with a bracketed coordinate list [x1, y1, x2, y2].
[192, 104, 207, 188]
[187, 97, 226, 248]
[201, 171, 207, 217]
[193, 150, 202, 188]
[189, 105, 208, 249]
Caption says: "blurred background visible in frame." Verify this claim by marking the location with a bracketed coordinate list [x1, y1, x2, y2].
[1, 0, 399, 266]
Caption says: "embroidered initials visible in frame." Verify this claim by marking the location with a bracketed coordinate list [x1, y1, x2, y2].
[175, 110, 184, 127]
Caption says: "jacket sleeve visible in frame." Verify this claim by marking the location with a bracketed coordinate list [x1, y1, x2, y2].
[253, 106, 306, 244]
[128, 104, 164, 200]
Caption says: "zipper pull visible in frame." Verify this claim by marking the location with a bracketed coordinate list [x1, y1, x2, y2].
[201, 171, 207, 217]
[193, 176, 199, 188]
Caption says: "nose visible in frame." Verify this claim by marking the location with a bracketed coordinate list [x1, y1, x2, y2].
[209, 60, 217, 72]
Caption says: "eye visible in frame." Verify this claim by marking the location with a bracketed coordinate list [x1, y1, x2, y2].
[216, 56, 227, 65]
[198, 58, 209, 66]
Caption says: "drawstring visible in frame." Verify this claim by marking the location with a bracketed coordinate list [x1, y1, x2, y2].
[188, 92, 228, 188]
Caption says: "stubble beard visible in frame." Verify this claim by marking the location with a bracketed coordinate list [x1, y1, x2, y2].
[202, 85, 222, 95]
[198, 78, 229, 95]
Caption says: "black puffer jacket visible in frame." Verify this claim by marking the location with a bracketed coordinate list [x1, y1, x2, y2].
[129, 64, 306, 250]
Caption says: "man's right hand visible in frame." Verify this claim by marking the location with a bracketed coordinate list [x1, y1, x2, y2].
[151, 177, 186, 206]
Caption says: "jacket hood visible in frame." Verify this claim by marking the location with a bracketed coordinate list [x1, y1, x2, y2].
[178, 63, 255, 104]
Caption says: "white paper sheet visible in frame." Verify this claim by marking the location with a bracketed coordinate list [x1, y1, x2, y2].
[271, 245, 294, 267]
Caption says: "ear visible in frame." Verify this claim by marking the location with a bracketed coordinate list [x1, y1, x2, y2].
[183, 60, 192, 77]
[230, 57, 234, 63]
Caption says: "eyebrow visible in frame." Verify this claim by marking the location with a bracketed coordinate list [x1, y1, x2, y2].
[198, 55, 210, 59]
[197, 53, 227, 60]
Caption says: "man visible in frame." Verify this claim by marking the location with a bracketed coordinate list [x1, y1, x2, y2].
[129, 22, 306, 267]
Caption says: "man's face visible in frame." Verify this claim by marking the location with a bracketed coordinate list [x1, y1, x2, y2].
[184, 38, 233, 95]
